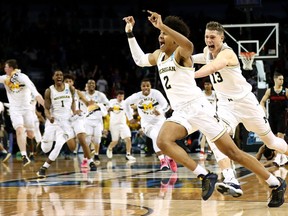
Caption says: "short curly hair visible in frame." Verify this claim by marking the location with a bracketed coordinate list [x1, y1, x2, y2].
[163, 16, 190, 38]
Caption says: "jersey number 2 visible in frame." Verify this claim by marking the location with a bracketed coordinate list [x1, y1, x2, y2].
[163, 76, 171, 89]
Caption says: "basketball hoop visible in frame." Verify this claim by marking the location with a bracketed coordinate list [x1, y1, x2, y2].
[239, 52, 256, 70]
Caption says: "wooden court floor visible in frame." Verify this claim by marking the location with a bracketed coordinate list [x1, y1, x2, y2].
[0, 153, 287, 216]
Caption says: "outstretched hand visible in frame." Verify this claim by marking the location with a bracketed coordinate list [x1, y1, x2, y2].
[123, 16, 135, 32]
[147, 10, 163, 29]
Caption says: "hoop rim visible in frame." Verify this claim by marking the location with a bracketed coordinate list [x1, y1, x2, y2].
[240, 52, 256, 57]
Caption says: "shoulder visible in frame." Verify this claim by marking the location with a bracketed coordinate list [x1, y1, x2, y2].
[151, 49, 161, 64]
[45, 87, 51, 93]
[152, 89, 162, 95]
[16, 72, 29, 81]
[44, 87, 52, 97]
[127, 92, 137, 99]
[99, 91, 106, 96]
[266, 88, 272, 94]
[109, 98, 116, 103]
[69, 85, 75, 91]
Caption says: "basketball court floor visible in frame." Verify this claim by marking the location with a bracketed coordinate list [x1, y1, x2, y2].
[0, 153, 287, 215]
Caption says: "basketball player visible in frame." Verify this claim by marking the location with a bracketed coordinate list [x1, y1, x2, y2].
[0, 59, 44, 167]
[63, 74, 97, 171]
[192, 21, 286, 207]
[260, 72, 288, 167]
[256, 143, 276, 167]
[124, 11, 286, 206]
[197, 77, 243, 197]
[36, 70, 78, 177]
[106, 90, 136, 161]
[123, 78, 177, 171]
[83, 79, 109, 163]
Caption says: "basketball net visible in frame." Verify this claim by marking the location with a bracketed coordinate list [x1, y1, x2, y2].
[239, 52, 256, 70]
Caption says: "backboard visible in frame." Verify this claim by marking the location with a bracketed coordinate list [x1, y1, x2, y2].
[222, 23, 279, 59]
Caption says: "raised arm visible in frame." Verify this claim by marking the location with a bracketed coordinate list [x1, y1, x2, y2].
[147, 10, 193, 62]
[123, 15, 159, 67]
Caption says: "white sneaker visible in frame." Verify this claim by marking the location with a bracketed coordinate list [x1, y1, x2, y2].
[216, 182, 243, 197]
[126, 155, 136, 161]
[106, 148, 113, 159]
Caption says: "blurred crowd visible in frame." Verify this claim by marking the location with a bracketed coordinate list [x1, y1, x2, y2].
[0, 1, 287, 100]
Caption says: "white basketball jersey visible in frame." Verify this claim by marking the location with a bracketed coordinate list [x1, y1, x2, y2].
[0, 71, 40, 111]
[124, 89, 169, 127]
[109, 99, 127, 125]
[157, 52, 203, 110]
[202, 90, 217, 110]
[206, 43, 252, 100]
[50, 83, 73, 120]
[84, 91, 109, 105]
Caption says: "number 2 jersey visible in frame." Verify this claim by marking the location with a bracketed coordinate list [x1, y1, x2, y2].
[157, 52, 203, 110]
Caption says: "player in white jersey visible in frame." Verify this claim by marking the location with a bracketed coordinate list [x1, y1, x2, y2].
[197, 76, 243, 197]
[106, 90, 136, 161]
[84, 79, 109, 163]
[0, 59, 44, 167]
[193, 21, 287, 206]
[63, 74, 97, 171]
[36, 70, 78, 177]
[124, 11, 286, 206]
[199, 77, 217, 161]
[123, 78, 177, 171]
[84, 101, 107, 165]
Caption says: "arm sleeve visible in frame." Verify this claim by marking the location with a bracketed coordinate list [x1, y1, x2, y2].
[128, 37, 152, 67]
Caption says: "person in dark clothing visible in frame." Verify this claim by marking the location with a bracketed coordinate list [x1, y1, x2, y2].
[260, 72, 288, 166]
